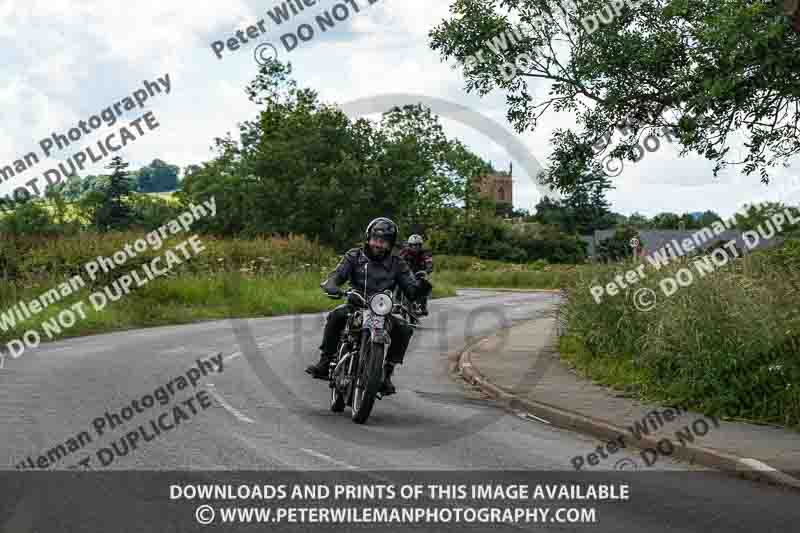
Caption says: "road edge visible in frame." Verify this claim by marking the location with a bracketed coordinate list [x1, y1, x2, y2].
[457, 322, 800, 492]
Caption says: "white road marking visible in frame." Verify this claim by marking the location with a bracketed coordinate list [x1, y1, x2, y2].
[224, 352, 242, 362]
[300, 448, 358, 470]
[738, 458, 778, 471]
[520, 412, 552, 425]
[225, 332, 296, 362]
[205, 383, 255, 424]
[737, 458, 800, 488]
[37, 346, 74, 353]
[160, 347, 189, 355]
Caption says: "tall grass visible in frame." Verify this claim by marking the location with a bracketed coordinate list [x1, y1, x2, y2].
[0, 234, 463, 347]
[560, 239, 800, 428]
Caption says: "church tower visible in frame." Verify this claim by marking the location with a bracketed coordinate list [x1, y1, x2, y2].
[472, 162, 513, 205]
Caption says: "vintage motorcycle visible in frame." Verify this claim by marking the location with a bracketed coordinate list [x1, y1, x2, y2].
[326, 284, 419, 424]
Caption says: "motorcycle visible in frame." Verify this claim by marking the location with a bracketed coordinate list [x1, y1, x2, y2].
[393, 271, 428, 321]
[326, 285, 419, 424]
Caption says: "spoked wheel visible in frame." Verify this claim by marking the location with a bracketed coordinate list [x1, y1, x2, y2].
[330, 381, 346, 412]
[351, 337, 385, 424]
[330, 344, 347, 412]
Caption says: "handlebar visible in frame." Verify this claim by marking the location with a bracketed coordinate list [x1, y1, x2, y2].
[346, 290, 367, 306]
[325, 288, 367, 306]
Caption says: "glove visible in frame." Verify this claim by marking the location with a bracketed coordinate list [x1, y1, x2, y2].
[320, 279, 340, 297]
[415, 271, 427, 280]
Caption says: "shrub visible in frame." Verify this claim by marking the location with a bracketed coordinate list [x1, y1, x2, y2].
[428, 216, 586, 264]
[0, 201, 66, 236]
[561, 238, 800, 428]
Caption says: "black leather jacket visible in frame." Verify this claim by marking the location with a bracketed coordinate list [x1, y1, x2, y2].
[320, 246, 420, 300]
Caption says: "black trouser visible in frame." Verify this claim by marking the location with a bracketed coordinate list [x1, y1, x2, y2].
[319, 305, 414, 364]
[416, 278, 432, 308]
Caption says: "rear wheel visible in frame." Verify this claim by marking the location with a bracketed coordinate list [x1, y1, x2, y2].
[351, 337, 384, 424]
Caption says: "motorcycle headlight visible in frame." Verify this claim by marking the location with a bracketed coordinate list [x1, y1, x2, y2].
[369, 293, 393, 316]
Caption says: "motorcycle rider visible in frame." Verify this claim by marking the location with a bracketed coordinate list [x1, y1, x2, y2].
[305, 218, 431, 395]
[399, 234, 433, 316]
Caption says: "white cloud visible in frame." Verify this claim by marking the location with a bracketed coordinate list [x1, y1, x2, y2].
[1, 0, 797, 217]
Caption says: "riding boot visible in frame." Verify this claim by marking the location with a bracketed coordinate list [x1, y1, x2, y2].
[419, 299, 429, 316]
[380, 363, 396, 395]
[305, 352, 334, 380]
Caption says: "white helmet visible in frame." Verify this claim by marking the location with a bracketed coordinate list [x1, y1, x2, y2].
[408, 234, 423, 246]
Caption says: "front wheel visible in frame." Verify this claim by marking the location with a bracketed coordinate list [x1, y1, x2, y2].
[331, 386, 346, 412]
[330, 343, 348, 412]
[351, 338, 384, 424]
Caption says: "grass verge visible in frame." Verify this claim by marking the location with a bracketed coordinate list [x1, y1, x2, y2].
[559, 239, 800, 428]
[0, 271, 459, 348]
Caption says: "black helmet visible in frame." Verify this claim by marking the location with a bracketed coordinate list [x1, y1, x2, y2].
[365, 217, 398, 247]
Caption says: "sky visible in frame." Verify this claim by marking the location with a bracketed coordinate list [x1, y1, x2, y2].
[1, 0, 799, 219]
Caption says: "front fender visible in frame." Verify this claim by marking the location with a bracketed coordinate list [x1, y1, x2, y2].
[370, 330, 391, 344]
[362, 312, 391, 344]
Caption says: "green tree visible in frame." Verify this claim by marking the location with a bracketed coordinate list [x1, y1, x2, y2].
[136, 159, 180, 192]
[430, 0, 800, 186]
[697, 210, 722, 228]
[735, 201, 800, 233]
[627, 212, 651, 227]
[533, 163, 615, 234]
[181, 60, 493, 249]
[83, 156, 135, 231]
[651, 212, 682, 229]
[533, 196, 569, 229]
[596, 227, 640, 262]
[0, 200, 58, 236]
[62, 174, 85, 200]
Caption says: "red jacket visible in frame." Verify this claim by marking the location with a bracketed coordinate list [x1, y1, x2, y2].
[787, 0, 800, 31]
[399, 247, 433, 274]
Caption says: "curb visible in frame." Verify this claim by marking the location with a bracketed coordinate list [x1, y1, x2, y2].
[457, 329, 800, 491]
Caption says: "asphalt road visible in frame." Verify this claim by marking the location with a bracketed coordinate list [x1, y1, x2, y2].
[1, 289, 798, 532]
